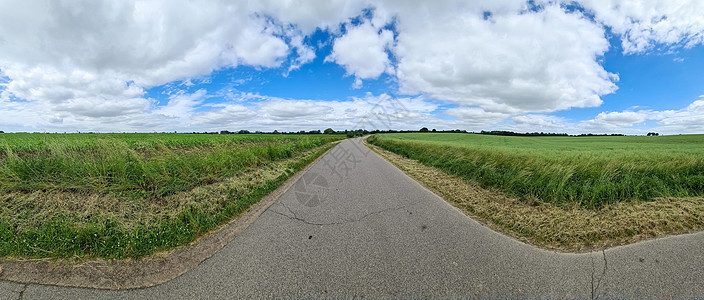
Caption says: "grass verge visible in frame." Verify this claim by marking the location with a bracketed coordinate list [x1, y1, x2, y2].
[366, 139, 704, 252]
[0, 141, 338, 259]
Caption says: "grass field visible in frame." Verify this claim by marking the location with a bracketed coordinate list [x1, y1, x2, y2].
[368, 133, 704, 208]
[0, 133, 343, 259]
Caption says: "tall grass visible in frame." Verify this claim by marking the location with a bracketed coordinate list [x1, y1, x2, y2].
[368, 133, 704, 208]
[0, 133, 340, 198]
[0, 133, 343, 259]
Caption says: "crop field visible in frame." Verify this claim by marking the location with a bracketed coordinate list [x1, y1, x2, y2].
[0, 133, 343, 259]
[368, 133, 704, 208]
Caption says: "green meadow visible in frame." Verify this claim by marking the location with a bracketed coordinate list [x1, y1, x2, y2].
[368, 133, 704, 208]
[0, 133, 343, 259]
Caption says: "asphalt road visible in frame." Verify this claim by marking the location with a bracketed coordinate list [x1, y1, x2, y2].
[2, 137, 704, 299]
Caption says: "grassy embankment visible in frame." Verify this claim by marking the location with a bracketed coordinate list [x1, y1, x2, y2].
[0, 133, 343, 259]
[367, 133, 704, 251]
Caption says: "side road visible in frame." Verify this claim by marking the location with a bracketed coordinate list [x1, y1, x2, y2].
[1, 137, 703, 299]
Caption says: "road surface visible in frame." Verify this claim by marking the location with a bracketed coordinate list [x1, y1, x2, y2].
[2, 137, 703, 299]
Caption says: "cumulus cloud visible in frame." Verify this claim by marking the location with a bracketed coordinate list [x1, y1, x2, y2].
[0, 0, 305, 122]
[534, 97, 704, 135]
[191, 104, 257, 127]
[512, 114, 565, 127]
[394, 4, 617, 114]
[154, 89, 207, 118]
[650, 98, 704, 133]
[578, 0, 704, 53]
[251, 0, 372, 35]
[262, 100, 334, 120]
[326, 21, 394, 86]
[589, 111, 647, 126]
[1, 0, 704, 133]
[445, 107, 511, 127]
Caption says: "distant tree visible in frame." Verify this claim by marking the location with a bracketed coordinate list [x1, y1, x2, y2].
[324, 128, 335, 134]
[0, 131, 4, 133]
[273, 130, 279, 134]
[346, 131, 355, 138]
[309, 130, 321, 134]
[420, 127, 429, 132]
[647, 132, 660, 136]
[431, 128, 437, 132]
[238, 130, 250, 134]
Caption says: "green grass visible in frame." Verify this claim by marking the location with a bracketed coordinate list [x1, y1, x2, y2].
[0, 133, 343, 259]
[368, 133, 704, 208]
[0, 133, 339, 198]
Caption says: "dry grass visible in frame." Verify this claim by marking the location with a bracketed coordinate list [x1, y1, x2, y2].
[366, 140, 704, 252]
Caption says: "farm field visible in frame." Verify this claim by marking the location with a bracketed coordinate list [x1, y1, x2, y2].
[366, 133, 704, 250]
[0, 133, 343, 259]
[368, 133, 704, 208]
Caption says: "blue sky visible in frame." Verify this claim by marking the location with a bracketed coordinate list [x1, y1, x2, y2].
[1, 1, 703, 134]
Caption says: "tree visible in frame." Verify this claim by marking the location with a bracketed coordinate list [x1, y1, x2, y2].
[273, 130, 279, 134]
[419, 127, 429, 132]
[324, 128, 335, 134]
[431, 128, 437, 132]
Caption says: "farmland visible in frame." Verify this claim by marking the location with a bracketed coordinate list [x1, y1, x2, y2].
[368, 133, 704, 208]
[0, 133, 343, 259]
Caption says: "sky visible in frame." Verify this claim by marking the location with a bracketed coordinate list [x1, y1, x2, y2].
[1, 0, 703, 135]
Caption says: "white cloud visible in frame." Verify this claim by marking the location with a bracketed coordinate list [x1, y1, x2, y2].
[251, 0, 372, 35]
[0, 0, 304, 122]
[191, 104, 257, 127]
[1, 0, 704, 133]
[578, 110, 647, 133]
[593, 111, 646, 126]
[538, 98, 704, 135]
[262, 100, 334, 120]
[393, 4, 617, 114]
[53, 98, 151, 118]
[326, 21, 394, 85]
[650, 98, 704, 133]
[578, 0, 704, 54]
[445, 107, 511, 127]
[287, 33, 317, 72]
[512, 114, 565, 128]
[154, 89, 207, 118]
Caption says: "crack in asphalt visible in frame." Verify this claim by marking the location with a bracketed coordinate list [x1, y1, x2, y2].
[17, 284, 27, 300]
[591, 250, 607, 300]
[272, 201, 348, 226]
[271, 199, 424, 227]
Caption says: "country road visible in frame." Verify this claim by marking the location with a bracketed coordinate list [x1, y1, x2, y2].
[2, 137, 703, 299]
